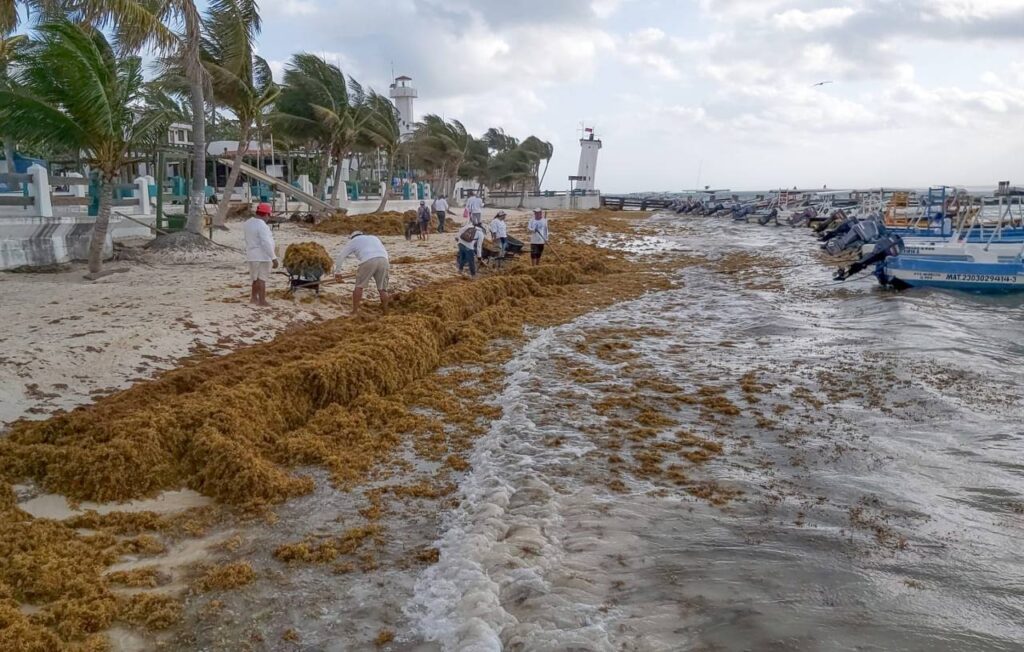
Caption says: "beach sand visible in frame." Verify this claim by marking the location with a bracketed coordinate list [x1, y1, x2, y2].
[0, 208, 522, 427]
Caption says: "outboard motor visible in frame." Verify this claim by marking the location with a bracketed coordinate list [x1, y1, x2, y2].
[757, 207, 779, 226]
[814, 209, 847, 234]
[819, 213, 857, 243]
[823, 218, 885, 256]
[834, 234, 904, 281]
[731, 205, 753, 221]
[788, 206, 816, 227]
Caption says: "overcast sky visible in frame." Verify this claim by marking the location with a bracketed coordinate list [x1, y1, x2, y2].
[259, 1, 1021, 191]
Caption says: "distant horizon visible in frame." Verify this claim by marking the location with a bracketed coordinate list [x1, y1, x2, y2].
[601, 183, 1005, 196]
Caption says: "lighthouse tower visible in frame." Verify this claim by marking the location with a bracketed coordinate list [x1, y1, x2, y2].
[576, 127, 602, 191]
[389, 75, 417, 139]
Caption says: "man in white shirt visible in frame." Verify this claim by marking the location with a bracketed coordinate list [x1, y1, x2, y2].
[465, 191, 484, 226]
[433, 195, 449, 233]
[243, 203, 278, 306]
[333, 231, 391, 314]
[489, 211, 509, 258]
[527, 208, 549, 266]
[455, 222, 484, 278]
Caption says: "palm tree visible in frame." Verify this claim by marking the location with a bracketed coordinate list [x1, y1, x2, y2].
[482, 127, 518, 154]
[355, 91, 400, 212]
[273, 54, 364, 207]
[411, 115, 472, 198]
[0, 0, 65, 32]
[200, 0, 277, 226]
[0, 30, 27, 191]
[80, 0, 222, 236]
[0, 21, 167, 275]
[519, 135, 554, 191]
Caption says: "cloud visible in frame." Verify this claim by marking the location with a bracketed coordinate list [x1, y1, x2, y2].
[772, 7, 857, 31]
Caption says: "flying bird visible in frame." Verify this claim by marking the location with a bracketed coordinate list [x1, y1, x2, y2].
[812, 81, 834, 87]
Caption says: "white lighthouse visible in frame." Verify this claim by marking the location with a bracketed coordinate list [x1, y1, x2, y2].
[389, 75, 417, 138]
[576, 127, 602, 192]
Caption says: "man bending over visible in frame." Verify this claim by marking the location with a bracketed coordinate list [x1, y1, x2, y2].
[333, 231, 391, 314]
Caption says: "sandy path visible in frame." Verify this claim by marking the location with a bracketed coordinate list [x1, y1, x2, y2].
[0, 209, 524, 427]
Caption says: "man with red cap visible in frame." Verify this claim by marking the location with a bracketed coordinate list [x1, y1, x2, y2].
[243, 203, 278, 306]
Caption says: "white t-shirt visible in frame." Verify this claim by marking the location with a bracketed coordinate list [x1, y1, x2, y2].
[528, 217, 549, 245]
[466, 196, 483, 214]
[490, 219, 507, 239]
[243, 217, 277, 262]
[435, 198, 448, 212]
[334, 234, 389, 267]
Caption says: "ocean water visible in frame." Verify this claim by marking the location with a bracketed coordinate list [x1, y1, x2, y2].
[405, 215, 1024, 651]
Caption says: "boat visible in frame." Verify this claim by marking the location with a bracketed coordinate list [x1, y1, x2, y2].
[828, 186, 1024, 292]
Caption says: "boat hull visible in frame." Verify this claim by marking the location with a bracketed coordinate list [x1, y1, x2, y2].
[879, 256, 1024, 292]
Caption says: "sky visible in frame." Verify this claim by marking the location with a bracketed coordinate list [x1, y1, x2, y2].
[130, 1, 1024, 191]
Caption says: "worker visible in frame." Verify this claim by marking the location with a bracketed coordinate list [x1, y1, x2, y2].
[333, 231, 391, 314]
[433, 195, 449, 233]
[527, 208, 549, 266]
[417, 200, 431, 240]
[243, 202, 278, 306]
[489, 211, 509, 258]
[466, 190, 484, 226]
[456, 220, 484, 279]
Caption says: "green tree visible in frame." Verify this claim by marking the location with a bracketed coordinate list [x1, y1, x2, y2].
[81, 0, 225, 236]
[273, 54, 370, 207]
[200, 0, 277, 226]
[482, 126, 518, 154]
[0, 30, 27, 190]
[0, 21, 167, 274]
[519, 135, 554, 191]
[355, 91, 401, 212]
[410, 115, 472, 198]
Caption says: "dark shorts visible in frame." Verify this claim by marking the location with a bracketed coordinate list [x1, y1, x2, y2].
[531, 243, 545, 258]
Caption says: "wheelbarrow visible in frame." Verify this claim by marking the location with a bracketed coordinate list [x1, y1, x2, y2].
[280, 264, 326, 297]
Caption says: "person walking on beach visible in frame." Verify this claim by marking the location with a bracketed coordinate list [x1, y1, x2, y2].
[243, 202, 278, 306]
[333, 231, 391, 314]
[456, 221, 484, 279]
[527, 208, 549, 266]
[433, 195, 449, 233]
[417, 200, 431, 240]
[466, 190, 484, 226]
[490, 211, 509, 258]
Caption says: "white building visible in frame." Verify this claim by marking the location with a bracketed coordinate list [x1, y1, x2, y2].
[167, 122, 193, 148]
[576, 129, 602, 192]
[389, 75, 417, 138]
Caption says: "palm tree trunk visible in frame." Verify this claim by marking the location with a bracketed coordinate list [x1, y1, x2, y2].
[314, 150, 330, 201]
[88, 175, 113, 275]
[539, 157, 551, 190]
[330, 147, 344, 206]
[3, 137, 19, 192]
[185, 74, 207, 234]
[214, 123, 250, 227]
[375, 151, 395, 213]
